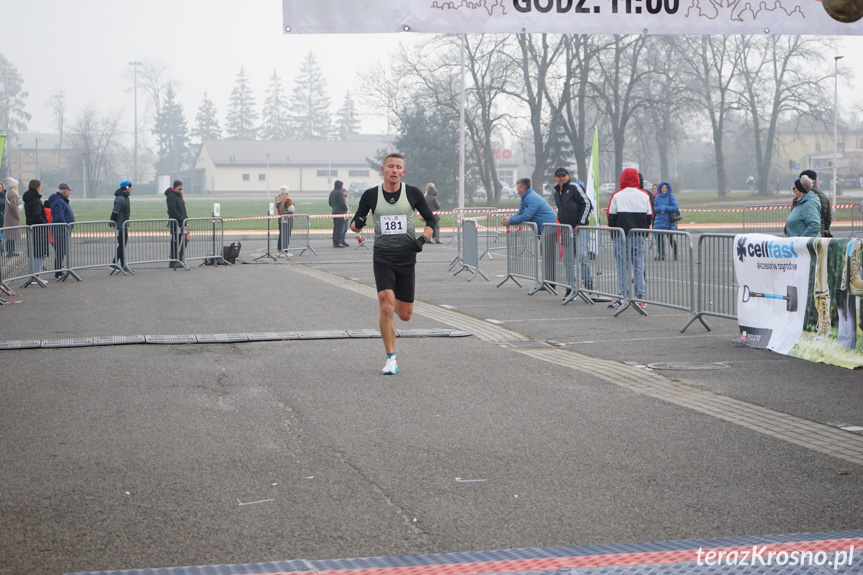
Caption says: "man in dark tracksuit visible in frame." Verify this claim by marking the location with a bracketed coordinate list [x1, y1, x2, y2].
[165, 180, 188, 268]
[329, 179, 349, 247]
[111, 180, 133, 273]
[553, 167, 593, 296]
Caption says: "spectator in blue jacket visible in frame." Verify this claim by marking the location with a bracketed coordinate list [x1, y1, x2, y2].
[48, 183, 75, 279]
[501, 177, 557, 235]
[652, 181, 678, 261]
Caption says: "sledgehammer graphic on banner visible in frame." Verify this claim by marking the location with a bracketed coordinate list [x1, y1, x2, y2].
[734, 234, 811, 355]
[742, 285, 798, 312]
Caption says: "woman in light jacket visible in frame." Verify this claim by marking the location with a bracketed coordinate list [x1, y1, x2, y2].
[3, 177, 21, 254]
[785, 177, 821, 238]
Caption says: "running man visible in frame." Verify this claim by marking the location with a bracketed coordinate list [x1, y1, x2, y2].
[350, 153, 436, 375]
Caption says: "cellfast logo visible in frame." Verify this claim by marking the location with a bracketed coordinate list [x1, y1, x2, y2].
[737, 236, 799, 263]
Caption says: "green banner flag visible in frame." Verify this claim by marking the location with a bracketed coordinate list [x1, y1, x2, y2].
[0, 134, 6, 168]
[585, 126, 601, 226]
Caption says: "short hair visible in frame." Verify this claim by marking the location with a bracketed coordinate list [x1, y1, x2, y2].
[28, 179, 41, 190]
[383, 152, 405, 163]
[517, 177, 531, 190]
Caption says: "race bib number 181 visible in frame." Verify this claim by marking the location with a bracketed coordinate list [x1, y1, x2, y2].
[381, 215, 407, 235]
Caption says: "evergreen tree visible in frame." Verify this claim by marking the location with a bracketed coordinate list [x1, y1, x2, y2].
[192, 92, 222, 143]
[289, 52, 332, 140]
[0, 52, 31, 174]
[385, 107, 460, 205]
[335, 90, 360, 140]
[226, 67, 258, 140]
[152, 84, 191, 174]
[260, 70, 291, 140]
[545, 113, 573, 180]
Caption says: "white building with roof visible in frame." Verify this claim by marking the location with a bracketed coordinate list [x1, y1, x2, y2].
[193, 135, 392, 194]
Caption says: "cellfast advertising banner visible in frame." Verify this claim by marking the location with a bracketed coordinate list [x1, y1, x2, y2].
[0, 135, 5, 167]
[735, 234, 863, 369]
[282, 0, 863, 37]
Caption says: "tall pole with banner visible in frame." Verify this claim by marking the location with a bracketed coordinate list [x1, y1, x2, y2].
[0, 134, 6, 169]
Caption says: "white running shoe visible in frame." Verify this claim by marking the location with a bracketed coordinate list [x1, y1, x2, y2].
[382, 355, 398, 375]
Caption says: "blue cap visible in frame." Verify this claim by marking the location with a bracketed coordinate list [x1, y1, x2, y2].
[120, 179, 132, 190]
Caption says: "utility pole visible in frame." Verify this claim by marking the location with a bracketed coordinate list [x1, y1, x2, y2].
[129, 61, 142, 184]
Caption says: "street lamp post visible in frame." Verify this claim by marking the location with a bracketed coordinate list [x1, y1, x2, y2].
[129, 61, 142, 184]
[832, 55, 843, 216]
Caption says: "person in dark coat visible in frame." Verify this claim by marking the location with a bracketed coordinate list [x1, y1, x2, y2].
[111, 179, 133, 273]
[799, 170, 832, 237]
[424, 183, 442, 243]
[165, 180, 188, 267]
[23, 179, 49, 272]
[48, 183, 75, 278]
[329, 179, 349, 247]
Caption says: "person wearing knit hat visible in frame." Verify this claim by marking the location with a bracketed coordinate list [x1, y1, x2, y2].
[798, 169, 832, 237]
[111, 179, 133, 273]
[3, 177, 21, 254]
[785, 177, 821, 237]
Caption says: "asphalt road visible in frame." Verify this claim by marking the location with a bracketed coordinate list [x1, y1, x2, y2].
[1, 234, 862, 575]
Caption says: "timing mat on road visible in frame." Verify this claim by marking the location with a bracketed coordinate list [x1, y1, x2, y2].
[0, 328, 472, 351]
[67, 530, 862, 575]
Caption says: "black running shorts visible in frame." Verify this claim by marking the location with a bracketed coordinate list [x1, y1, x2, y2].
[373, 260, 416, 303]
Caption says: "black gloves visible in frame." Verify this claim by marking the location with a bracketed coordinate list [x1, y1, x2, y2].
[413, 235, 429, 252]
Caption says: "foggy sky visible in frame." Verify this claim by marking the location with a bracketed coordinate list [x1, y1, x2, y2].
[5, 0, 863, 147]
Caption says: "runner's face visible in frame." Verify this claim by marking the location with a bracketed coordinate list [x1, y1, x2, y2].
[381, 157, 405, 186]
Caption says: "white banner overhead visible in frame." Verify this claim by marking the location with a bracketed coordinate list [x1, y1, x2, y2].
[283, 0, 863, 36]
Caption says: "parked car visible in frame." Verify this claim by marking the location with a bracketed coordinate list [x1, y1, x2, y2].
[598, 183, 616, 196]
[474, 188, 487, 200]
[502, 186, 518, 199]
[348, 182, 369, 199]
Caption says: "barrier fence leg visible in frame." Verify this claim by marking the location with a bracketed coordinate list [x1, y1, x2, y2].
[680, 312, 713, 333]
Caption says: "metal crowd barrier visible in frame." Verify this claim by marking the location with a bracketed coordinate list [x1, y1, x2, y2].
[453, 219, 488, 282]
[67, 221, 123, 275]
[280, 214, 317, 256]
[24, 223, 83, 286]
[741, 205, 789, 235]
[574, 226, 626, 306]
[614, 229, 695, 318]
[1, 226, 34, 290]
[497, 221, 544, 294]
[681, 233, 737, 332]
[124, 219, 190, 272]
[852, 205, 862, 237]
[540, 223, 581, 301]
[834, 205, 857, 237]
[183, 217, 229, 265]
[449, 208, 495, 269]
[480, 210, 511, 261]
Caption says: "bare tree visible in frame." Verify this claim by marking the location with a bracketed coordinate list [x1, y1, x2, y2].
[48, 89, 66, 163]
[590, 35, 651, 179]
[552, 35, 608, 183]
[736, 34, 836, 195]
[505, 33, 566, 189]
[676, 35, 743, 197]
[637, 36, 692, 185]
[69, 106, 124, 198]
